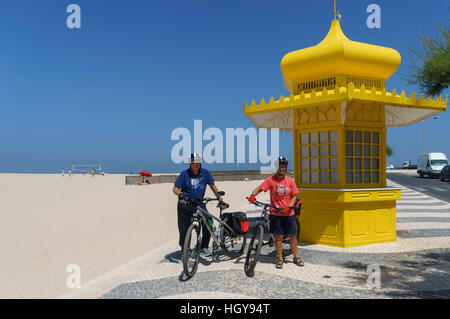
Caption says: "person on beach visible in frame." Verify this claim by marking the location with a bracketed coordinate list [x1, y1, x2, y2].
[68, 169, 72, 177]
[173, 153, 225, 255]
[248, 156, 304, 269]
[62, 168, 65, 176]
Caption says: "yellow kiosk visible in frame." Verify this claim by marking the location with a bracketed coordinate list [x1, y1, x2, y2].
[244, 9, 447, 247]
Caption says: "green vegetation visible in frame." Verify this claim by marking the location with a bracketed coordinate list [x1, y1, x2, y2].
[386, 144, 394, 158]
[403, 25, 449, 96]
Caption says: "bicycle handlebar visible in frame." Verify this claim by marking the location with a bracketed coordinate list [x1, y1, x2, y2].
[246, 197, 285, 212]
[246, 197, 297, 216]
[185, 196, 228, 209]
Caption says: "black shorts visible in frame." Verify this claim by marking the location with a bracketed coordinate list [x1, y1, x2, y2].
[269, 215, 297, 236]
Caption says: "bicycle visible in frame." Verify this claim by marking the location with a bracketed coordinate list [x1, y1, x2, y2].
[244, 198, 300, 277]
[182, 191, 249, 279]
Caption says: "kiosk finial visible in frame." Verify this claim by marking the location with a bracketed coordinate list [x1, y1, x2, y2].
[334, 1, 337, 20]
[334, 1, 342, 22]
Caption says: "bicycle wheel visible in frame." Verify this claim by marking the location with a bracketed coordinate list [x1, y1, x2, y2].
[220, 215, 248, 259]
[244, 224, 264, 277]
[182, 223, 201, 278]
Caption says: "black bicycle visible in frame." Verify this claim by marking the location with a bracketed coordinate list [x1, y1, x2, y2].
[182, 192, 248, 278]
[244, 198, 300, 277]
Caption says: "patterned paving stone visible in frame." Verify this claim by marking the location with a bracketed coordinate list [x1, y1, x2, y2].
[101, 268, 450, 299]
[62, 180, 450, 299]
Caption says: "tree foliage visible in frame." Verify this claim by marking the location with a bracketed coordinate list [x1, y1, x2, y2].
[403, 25, 449, 97]
[386, 144, 393, 157]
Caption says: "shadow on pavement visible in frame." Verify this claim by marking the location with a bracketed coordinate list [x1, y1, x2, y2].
[341, 250, 450, 298]
[164, 250, 183, 264]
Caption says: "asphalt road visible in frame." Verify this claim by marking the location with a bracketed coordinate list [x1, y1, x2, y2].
[387, 171, 450, 203]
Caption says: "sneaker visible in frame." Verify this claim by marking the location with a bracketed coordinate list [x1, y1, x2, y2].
[200, 248, 212, 256]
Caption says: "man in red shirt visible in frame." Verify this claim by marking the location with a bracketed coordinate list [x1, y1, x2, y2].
[248, 157, 304, 269]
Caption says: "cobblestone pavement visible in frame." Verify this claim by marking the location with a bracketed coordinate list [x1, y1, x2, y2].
[60, 180, 450, 299]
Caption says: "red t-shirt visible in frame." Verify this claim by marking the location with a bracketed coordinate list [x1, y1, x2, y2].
[259, 175, 298, 216]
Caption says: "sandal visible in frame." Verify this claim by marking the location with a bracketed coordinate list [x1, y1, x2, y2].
[276, 259, 283, 269]
[293, 257, 304, 266]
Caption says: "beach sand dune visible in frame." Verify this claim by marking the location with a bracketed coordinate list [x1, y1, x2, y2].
[0, 173, 261, 298]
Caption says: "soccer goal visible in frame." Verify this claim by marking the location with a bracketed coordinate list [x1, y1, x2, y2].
[72, 164, 102, 174]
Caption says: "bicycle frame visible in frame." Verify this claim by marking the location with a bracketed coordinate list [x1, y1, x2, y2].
[244, 198, 298, 276]
[251, 203, 274, 244]
[192, 205, 234, 248]
[249, 200, 292, 246]
[187, 198, 236, 251]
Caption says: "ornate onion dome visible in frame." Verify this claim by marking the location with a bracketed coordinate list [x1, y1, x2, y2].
[280, 19, 401, 94]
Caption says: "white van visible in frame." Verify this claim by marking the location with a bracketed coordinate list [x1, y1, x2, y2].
[417, 153, 449, 178]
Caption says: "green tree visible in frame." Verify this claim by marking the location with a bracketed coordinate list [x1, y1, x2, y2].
[386, 144, 393, 158]
[403, 25, 449, 96]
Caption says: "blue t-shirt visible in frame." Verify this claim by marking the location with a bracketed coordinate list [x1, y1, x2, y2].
[174, 168, 214, 200]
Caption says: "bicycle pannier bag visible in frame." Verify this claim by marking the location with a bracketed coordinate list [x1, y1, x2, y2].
[294, 198, 302, 216]
[225, 212, 249, 235]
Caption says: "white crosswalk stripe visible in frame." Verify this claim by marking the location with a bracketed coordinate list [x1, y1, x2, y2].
[400, 196, 431, 199]
[433, 187, 449, 192]
[397, 222, 450, 230]
[397, 205, 450, 210]
[387, 180, 450, 238]
[397, 213, 450, 218]
[397, 198, 446, 203]
[392, 183, 450, 245]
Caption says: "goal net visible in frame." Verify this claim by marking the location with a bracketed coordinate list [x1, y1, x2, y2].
[71, 164, 102, 173]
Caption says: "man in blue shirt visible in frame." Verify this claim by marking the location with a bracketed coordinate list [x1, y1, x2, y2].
[173, 153, 224, 255]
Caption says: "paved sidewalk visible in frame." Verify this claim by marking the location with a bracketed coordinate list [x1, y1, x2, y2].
[59, 181, 450, 299]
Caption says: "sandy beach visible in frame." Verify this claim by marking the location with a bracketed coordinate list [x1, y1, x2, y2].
[0, 173, 261, 298]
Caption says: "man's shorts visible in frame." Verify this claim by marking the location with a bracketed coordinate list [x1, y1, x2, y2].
[269, 215, 297, 236]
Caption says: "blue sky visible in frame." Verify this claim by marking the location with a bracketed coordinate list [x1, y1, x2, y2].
[0, 0, 448, 173]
